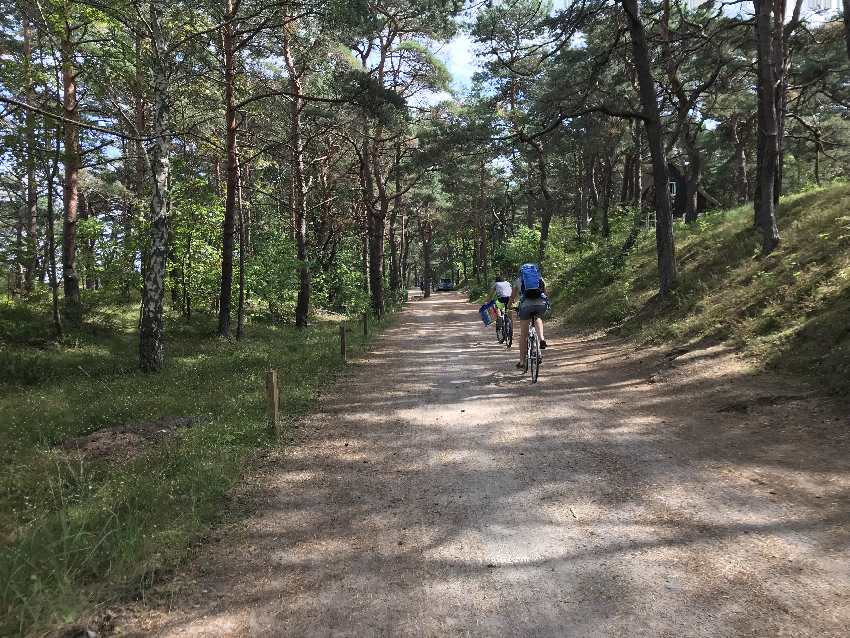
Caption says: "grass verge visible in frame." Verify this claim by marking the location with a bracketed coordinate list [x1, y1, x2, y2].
[0, 297, 385, 636]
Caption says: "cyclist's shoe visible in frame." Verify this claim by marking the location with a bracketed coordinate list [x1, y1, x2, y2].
[540, 339, 548, 349]
[515, 361, 525, 369]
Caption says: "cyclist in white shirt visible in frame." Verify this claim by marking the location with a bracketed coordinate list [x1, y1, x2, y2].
[493, 276, 512, 307]
[491, 276, 513, 340]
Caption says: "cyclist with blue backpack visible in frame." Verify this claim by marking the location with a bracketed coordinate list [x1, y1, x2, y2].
[508, 263, 549, 369]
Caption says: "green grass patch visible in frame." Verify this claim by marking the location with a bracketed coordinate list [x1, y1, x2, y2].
[551, 184, 850, 393]
[0, 296, 385, 636]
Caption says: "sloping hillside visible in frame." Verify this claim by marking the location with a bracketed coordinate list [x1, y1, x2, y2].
[556, 184, 850, 394]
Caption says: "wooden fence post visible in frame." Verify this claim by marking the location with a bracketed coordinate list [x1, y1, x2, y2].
[340, 324, 347, 362]
[363, 312, 368, 338]
[265, 369, 279, 437]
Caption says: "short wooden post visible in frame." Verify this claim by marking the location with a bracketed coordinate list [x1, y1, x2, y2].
[265, 369, 279, 437]
[339, 324, 347, 361]
[362, 312, 368, 338]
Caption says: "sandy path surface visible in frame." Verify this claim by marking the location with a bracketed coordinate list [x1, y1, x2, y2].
[126, 292, 850, 637]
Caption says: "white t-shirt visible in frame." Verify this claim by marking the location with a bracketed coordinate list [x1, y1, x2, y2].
[494, 281, 512, 298]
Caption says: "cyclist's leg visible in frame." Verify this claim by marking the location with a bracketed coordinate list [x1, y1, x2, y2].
[535, 315, 545, 346]
[517, 318, 529, 365]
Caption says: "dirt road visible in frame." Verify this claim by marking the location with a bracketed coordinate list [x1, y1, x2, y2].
[128, 292, 850, 637]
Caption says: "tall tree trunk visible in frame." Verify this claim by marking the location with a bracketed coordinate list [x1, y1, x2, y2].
[773, 3, 787, 208]
[236, 147, 246, 340]
[61, 22, 81, 314]
[363, 132, 387, 316]
[601, 153, 614, 239]
[582, 152, 597, 235]
[217, 0, 238, 337]
[46, 121, 63, 338]
[754, 0, 781, 254]
[526, 140, 552, 263]
[419, 219, 432, 299]
[124, 34, 146, 302]
[623, 0, 677, 295]
[620, 153, 634, 204]
[79, 191, 95, 289]
[388, 143, 402, 296]
[184, 230, 192, 320]
[14, 196, 24, 296]
[843, 0, 850, 62]
[813, 132, 821, 186]
[401, 212, 409, 289]
[683, 137, 702, 224]
[367, 200, 386, 315]
[731, 115, 749, 205]
[632, 122, 643, 207]
[360, 206, 369, 295]
[283, 18, 310, 328]
[139, 0, 171, 372]
[22, 18, 38, 293]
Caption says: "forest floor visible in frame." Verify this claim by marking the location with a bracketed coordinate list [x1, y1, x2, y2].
[120, 292, 850, 637]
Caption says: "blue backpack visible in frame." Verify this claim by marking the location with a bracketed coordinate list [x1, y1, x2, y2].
[520, 263, 543, 299]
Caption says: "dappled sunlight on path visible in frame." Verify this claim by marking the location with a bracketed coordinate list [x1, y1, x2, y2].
[128, 292, 850, 637]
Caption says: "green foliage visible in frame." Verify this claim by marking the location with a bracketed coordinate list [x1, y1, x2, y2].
[500, 226, 540, 273]
[319, 238, 371, 315]
[247, 229, 299, 320]
[396, 41, 452, 91]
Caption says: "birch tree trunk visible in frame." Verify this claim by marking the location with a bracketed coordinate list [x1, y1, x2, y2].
[139, 0, 171, 372]
[46, 120, 63, 338]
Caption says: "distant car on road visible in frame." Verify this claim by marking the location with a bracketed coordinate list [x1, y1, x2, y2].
[437, 278, 455, 291]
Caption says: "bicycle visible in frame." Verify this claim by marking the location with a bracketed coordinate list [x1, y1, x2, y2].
[495, 307, 513, 346]
[494, 300, 512, 348]
[523, 311, 543, 383]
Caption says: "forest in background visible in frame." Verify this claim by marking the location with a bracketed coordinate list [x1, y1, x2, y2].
[2, 0, 850, 634]
[1, 0, 848, 372]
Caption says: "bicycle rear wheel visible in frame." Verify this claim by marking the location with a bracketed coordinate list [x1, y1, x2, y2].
[505, 316, 513, 348]
[530, 335, 540, 383]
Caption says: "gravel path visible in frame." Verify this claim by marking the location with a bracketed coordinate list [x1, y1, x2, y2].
[128, 292, 850, 637]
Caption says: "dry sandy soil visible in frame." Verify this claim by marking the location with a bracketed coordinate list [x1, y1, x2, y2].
[122, 292, 850, 637]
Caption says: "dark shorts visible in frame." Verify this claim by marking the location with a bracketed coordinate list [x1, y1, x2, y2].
[518, 297, 549, 320]
[498, 296, 511, 307]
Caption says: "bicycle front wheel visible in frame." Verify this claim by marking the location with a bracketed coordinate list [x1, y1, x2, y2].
[529, 335, 540, 383]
